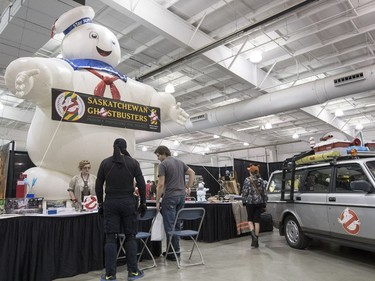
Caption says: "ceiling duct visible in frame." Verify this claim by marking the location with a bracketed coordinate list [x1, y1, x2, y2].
[135, 65, 375, 143]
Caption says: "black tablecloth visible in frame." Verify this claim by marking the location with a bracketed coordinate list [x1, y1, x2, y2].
[0, 213, 104, 281]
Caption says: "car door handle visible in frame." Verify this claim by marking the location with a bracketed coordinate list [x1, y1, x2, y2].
[296, 196, 301, 201]
[328, 197, 336, 202]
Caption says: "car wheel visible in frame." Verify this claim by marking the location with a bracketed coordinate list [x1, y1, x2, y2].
[284, 215, 310, 249]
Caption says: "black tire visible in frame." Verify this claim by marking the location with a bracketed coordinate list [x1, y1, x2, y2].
[283, 215, 311, 249]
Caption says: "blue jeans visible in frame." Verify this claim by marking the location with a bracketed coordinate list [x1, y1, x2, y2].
[161, 195, 185, 253]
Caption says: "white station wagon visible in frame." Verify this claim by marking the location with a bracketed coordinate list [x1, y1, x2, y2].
[267, 150, 375, 251]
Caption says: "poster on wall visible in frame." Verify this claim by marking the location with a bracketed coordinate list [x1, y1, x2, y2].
[51, 88, 161, 132]
[0, 142, 11, 199]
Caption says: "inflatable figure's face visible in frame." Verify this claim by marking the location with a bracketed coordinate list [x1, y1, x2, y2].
[61, 23, 121, 67]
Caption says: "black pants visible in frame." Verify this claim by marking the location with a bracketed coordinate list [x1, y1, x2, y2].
[103, 196, 138, 275]
[246, 204, 263, 223]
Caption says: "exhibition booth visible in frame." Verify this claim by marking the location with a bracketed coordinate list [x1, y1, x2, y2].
[0, 147, 275, 281]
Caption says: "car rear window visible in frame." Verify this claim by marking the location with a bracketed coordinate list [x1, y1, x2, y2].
[268, 170, 304, 193]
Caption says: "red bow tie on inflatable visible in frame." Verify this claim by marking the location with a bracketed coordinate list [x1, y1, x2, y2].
[87, 69, 121, 100]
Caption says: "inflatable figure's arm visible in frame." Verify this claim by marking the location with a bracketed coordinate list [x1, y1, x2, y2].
[5, 57, 72, 106]
[168, 101, 189, 125]
[151, 92, 189, 125]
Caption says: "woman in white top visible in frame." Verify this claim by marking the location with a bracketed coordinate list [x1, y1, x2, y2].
[68, 160, 96, 209]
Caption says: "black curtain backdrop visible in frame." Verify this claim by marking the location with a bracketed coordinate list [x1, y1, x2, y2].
[268, 162, 283, 176]
[234, 159, 268, 192]
[189, 160, 284, 196]
[6, 151, 35, 198]
[188, 164, 220, 196]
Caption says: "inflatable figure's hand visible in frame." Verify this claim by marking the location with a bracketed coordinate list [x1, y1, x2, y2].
[169, 102, 189, 125]
[14, 69, 40, 98]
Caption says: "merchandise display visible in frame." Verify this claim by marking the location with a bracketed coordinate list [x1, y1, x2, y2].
[4, 197, 43, 214]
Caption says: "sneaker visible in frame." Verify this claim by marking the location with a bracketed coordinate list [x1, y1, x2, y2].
[166, 254, 177, 261]
[100, 273, 117, 281]
[163, 251, 180, 257]
[128, 270, 144, 281]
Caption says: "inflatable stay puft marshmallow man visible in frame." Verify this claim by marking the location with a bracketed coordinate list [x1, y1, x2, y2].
[196, 182, 209, 202]
[5, 6, 189, 200]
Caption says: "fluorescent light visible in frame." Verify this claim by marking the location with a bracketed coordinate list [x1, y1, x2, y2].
[335, 109, 344, 116]
[265, 122, 272, 129]
[237, 125, 259, 132]
[165, 83, 175, 94]
[249, 49, 263, 63]
[213, 135, 220, 139]
[243, 142, 249, 146]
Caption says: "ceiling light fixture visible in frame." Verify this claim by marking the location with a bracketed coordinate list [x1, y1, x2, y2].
[355, 124, 364, 130]
[249, 49, 263, 63]
[173, 151, 178, 156]
[173, 140, 180, 145]
[237, 125, 259, 132]
[165, 83, 175, 94]
[243, 142, 249, 146]
[142, 146, 147, 152]
[335, 109, 344, 117]
[265, 122, 272, 129]
[213, 134, 220, 139]
[0, 101, 4, 110]
[292, 133, 299, 139]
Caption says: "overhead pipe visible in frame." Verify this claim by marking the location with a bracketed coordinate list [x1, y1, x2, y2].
[135, 65, 375, 143]
[136, 0, 319, 81]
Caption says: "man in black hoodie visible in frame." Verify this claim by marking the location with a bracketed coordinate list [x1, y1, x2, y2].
[96, 138, 147, 281]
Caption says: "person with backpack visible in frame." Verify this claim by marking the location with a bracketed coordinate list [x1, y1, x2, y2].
[241, 164, 268, 248]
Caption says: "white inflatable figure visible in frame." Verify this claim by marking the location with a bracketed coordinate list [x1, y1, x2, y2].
[5, 6, 188, 199]
[196, 182, 209, 202]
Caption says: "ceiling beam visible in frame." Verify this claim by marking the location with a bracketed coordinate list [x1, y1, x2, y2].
[102, 0, 282, 89]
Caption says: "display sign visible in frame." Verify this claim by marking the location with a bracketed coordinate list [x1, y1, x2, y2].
[51, 88, 161, 132]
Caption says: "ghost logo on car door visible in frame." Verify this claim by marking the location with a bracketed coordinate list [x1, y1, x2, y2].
[338, 207, 361, 235]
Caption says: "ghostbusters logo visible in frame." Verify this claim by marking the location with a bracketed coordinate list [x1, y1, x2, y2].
[55, 91, 85, 121]
[83, 195, 98, 210]
[338, 207, 360, 235]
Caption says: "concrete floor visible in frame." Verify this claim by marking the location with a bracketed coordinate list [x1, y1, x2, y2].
[55, 230, 375, 281]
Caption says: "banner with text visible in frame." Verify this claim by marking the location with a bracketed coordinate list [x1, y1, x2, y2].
[51, 89, 160, 132]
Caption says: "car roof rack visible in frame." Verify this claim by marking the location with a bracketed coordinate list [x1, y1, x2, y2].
[279, 148, 375, 202]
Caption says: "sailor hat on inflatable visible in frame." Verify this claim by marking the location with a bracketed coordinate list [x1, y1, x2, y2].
[52, 6, 95, 36]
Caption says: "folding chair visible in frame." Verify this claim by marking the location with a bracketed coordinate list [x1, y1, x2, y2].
[165, 207, 206, 268]
[117, 207, 158, 270]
